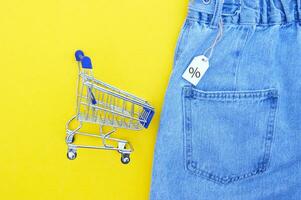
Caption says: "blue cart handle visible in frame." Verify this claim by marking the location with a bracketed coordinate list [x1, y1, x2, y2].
[81, 56, 92, 69]
[75, 50, 84, 61]
[75, 50, 93, 69]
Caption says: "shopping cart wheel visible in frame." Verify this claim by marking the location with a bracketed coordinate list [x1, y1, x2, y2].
[121, 153, 130, 164]
[65, 134, 75, 144]
[67, 149, 77, 160]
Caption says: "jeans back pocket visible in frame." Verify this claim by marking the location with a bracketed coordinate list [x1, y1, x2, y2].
[182, 86, 278, 184]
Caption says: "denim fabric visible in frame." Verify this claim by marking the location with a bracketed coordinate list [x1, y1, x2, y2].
[150, 0, 301, 199]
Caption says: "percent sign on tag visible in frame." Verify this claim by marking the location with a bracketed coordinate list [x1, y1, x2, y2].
[182, 55, 209, 86]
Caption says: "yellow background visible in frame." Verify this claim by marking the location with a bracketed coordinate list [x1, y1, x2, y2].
[0, 0, 188, 199]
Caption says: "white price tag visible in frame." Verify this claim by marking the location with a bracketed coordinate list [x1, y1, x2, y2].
[182, 55, 209, 86]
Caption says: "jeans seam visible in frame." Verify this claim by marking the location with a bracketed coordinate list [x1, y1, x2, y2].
[234, 26, 254, 91]
[186, 16, 301, 27]
[261, 94, 279, 170]
[186, 87, 278, 100]
[182, 88, 188, 171]
[185, 94, 195, 176]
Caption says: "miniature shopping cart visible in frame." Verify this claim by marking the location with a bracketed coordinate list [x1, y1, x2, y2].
[66, 50, 154, 164]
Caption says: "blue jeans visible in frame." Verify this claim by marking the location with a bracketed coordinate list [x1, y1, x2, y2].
[150, 0, 301, 199]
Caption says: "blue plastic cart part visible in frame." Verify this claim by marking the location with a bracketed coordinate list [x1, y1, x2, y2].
[88, 88, 97, 105]
[139, 107, 155, 128]
[75, 50, 84, 61]
[81, 56, 92, 69]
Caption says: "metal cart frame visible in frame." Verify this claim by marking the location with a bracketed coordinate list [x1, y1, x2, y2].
[66, 50, 154, 164]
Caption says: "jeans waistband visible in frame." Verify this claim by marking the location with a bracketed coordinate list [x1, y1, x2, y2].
[188, 0, 301, 26]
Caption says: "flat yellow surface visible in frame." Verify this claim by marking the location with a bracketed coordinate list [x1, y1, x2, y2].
[0, 1, 188, 199]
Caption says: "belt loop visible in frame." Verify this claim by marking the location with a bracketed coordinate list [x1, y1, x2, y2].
[210, 0, 225, 27]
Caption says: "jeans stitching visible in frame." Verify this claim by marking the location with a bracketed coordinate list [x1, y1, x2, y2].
[261, 95, 278, 170]
[187, 16, 301, 26]
[183, 90, 194, 172]
[234, 27, 254, 91]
